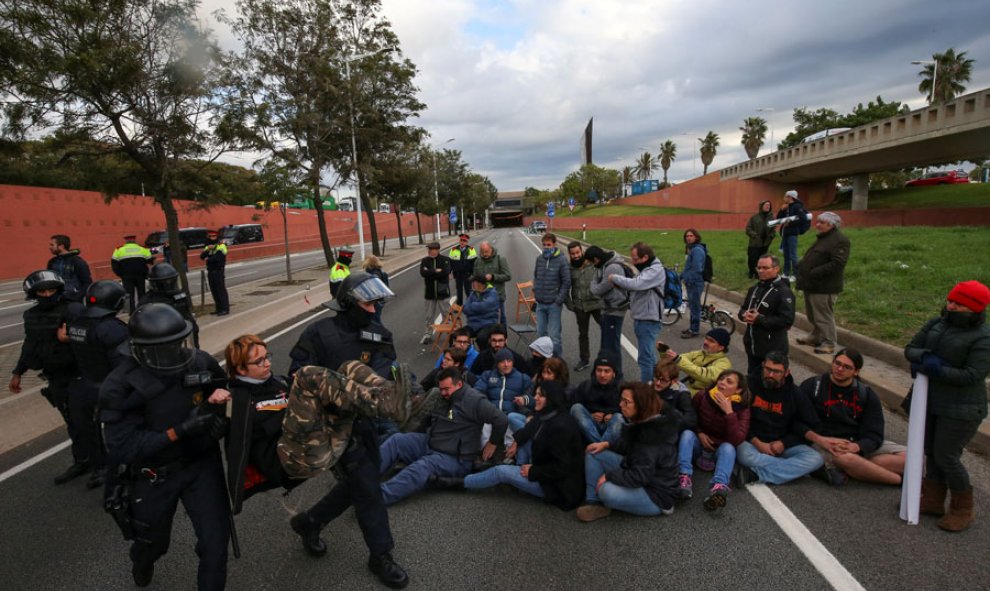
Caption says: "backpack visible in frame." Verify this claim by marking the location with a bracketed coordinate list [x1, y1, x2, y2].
[701, 246, 714, 283]
[795, 203, 812, 235]
[662, 267, 683, 309]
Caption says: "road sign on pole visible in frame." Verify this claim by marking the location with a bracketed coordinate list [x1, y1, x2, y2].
[568, 197, 575, 212]
[547, 202, 555, 218]
[449, 206, 458, 224]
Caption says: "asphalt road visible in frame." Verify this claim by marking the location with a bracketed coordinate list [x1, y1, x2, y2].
[0, 228, 987, 590]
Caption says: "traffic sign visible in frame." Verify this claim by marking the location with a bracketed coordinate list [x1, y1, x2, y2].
[449, 206, 458, 223]
[568, 197, 575, 212]
[546, 202, 555, 218]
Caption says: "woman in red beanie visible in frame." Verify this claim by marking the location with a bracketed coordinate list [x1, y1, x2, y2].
[905, 280, 990, 532]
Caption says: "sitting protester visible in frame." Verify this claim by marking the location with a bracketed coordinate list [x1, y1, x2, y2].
[477, 349, 534, 416]
[470, 325, 530, 376]
[534, 356, 570, 391]
[431, 381, 586, 510]
[570, 352, 623, 445]
[433, 327, 479, 370]
[421, 348, 477, 392]
[527, 336, 556, 378]
[662, 328, 733, 396]
[652, 359, 697, 432]
[577, 382, 680, 521]
[677, 370, 751, 511]
[462, 274, 501, 338]
[801, 349, 905, 486]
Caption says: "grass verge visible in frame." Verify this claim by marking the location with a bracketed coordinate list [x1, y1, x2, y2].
[582, 226, 990, 347]
[830, 183, 990, 210]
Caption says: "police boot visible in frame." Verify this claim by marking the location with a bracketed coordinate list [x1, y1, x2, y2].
[368, 552, 409, 589]
[53, 461, 91, 485]
[131, 562, 154, 587]
[938, 488, 975, 533]
[85, 467, 107, 490]
[289, 513, 327, 557]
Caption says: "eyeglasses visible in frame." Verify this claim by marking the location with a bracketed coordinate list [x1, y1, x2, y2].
[247, 353, 272, 367]
[762, 366, 786, 376]
[832, 359, 856, 371]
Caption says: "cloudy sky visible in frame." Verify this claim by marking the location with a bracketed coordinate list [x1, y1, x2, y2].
[201, 0, 990, 193]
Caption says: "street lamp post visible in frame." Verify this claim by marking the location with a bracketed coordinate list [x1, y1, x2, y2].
[756, 107, 775, 150]
[431, 137, 455, 239]
[912, 59, 938, 104]
[680, 132, 697, 174]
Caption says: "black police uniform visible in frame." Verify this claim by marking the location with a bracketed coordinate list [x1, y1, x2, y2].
[139, 289, 200, 348]
[200, 239, 229, 315]
[100, 349, 230, 590]
[287, 309, 398, 563]
[66, 306, 130, 482]
[13, 293, 81, 467]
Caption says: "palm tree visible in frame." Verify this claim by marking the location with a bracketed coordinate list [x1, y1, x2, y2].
[740, 117, 768, 160]
[918, 48, 974, 104]
[698, 131, 720, 175]
[658, 140, 676, 185]
[621, 166, 635, 196]
[634, 151, 657, 180]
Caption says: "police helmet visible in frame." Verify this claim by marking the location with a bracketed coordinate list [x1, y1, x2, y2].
[148, 263, 179, 293]
[23, 270, 65, 300]
[324, 271, 394, 312]
[83, 280, 128, 317]
[129, 303, 194, 374]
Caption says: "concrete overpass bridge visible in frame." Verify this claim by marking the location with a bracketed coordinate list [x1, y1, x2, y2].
[719, 87, 990, 209]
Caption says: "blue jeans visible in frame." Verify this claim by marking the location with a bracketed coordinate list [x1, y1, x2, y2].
[634, 319, 661, 382]
[584, 450, 666, 515]
[685, 281, 703, 334]
[507, 413, 532, 464]
[465, 465, 544, 498]
[677, 430, 735, 486]
[600, 314, 624, 356]
[781, 234, 798, 277]
[535, 302, 563, 356]
[378, 433, 472, 505]
[735, 441, 824, 485]
[571, 404, 624, 445]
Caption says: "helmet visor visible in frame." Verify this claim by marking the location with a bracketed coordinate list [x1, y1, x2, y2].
[350, 277, 394, 303]
[132, 334, 195, 374]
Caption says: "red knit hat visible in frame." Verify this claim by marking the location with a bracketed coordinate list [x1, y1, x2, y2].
[947, 280, 990, 313]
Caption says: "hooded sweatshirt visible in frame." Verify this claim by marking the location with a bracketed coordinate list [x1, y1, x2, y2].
[590, 251, 630, 316]
[745, 201, 776, 248]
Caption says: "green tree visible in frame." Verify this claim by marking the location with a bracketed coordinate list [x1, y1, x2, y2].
[740, 117, 767, 160]
[918, 48, 974, 104]
[658, 140, 677, 185]
[778, 97, 909, 149]
[1, 0, 243, 289]
[620, 166, 635, 196]
[634, 152, 657, 180]
[698, 132, 720, 175]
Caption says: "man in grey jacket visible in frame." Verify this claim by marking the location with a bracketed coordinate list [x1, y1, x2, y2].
[532, 233, 571, 357]
[378, 368, 507, 505]
[610, 242, 665, 382]
[587, 245, 628, 358]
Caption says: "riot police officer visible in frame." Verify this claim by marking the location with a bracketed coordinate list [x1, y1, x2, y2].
[100, 303, 230, 590]
[9, 270, 84, 484]
[288, 271, 409, 589]
[140, 262, 200, 347]
[66, 280, 130, 489]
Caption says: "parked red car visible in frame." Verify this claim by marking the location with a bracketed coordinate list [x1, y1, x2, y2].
[905, 169, 971, 187]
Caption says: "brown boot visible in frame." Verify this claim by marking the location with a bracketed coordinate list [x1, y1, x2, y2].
[920, 478, 947, 517]
[938, 488, 974, 532]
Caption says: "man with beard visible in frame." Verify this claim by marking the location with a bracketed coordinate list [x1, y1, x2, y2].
[734, 351, 823, 485]
[738, 254, 795, 375]
[565, 242, 602, 371]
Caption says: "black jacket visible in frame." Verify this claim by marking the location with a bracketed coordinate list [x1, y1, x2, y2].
[569, 377, 620, 414]
[655, 385, 697, 432]
[471, 347, 530, 377]
[225, 375, 303, 513]
[608, 413, 680, 511]
[14, 299, 76, 376]
[796, 227, 850, 294]
[800, 374, 884, 456]
[513, 409, 585, 510]
[746, 374, 817, 449]
[289, 313, 396, 379]
[46, 250, 92, 302]
[420, 255, 452, 300]
[739, 277, 795, 360]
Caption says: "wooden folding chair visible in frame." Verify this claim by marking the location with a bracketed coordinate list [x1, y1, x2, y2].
[431, 303, 463, 352]
[514, 281, 537, 324]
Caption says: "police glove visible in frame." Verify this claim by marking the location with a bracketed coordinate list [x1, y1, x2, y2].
[175, 412, 221, 440]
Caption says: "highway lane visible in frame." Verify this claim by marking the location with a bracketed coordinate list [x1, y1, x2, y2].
[0, 228, 987, 590]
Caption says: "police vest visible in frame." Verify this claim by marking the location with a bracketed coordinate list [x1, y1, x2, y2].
[68, 314, 118, 383]
[329, 263, 351, 283]
[112, 242, 152, 261]
[23, 302, 75, 372]
[448, 246, 477, 261]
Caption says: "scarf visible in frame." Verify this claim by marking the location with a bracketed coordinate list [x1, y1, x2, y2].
[708, 386, 742, 405]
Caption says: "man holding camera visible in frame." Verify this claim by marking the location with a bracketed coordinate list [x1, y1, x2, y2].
[738, 254, 795, 375]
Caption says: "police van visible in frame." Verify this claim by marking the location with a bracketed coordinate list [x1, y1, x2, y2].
[145, 227, 211, 254]
[218, 224, 265, 245]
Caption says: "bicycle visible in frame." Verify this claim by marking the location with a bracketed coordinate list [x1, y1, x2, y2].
[700, 282, 736, 333]
[659, 264, 682, 326]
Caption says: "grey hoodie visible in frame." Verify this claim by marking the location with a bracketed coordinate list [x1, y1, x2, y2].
[611, 257, 664, 321]
[590, 252, 630, 317]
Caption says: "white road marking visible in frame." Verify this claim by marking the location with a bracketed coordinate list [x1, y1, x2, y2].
[0, 321, 24, 330]
[517, 226, 863, 591]
[0, 440, 72, 484]
[0, 301, 32, 312]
